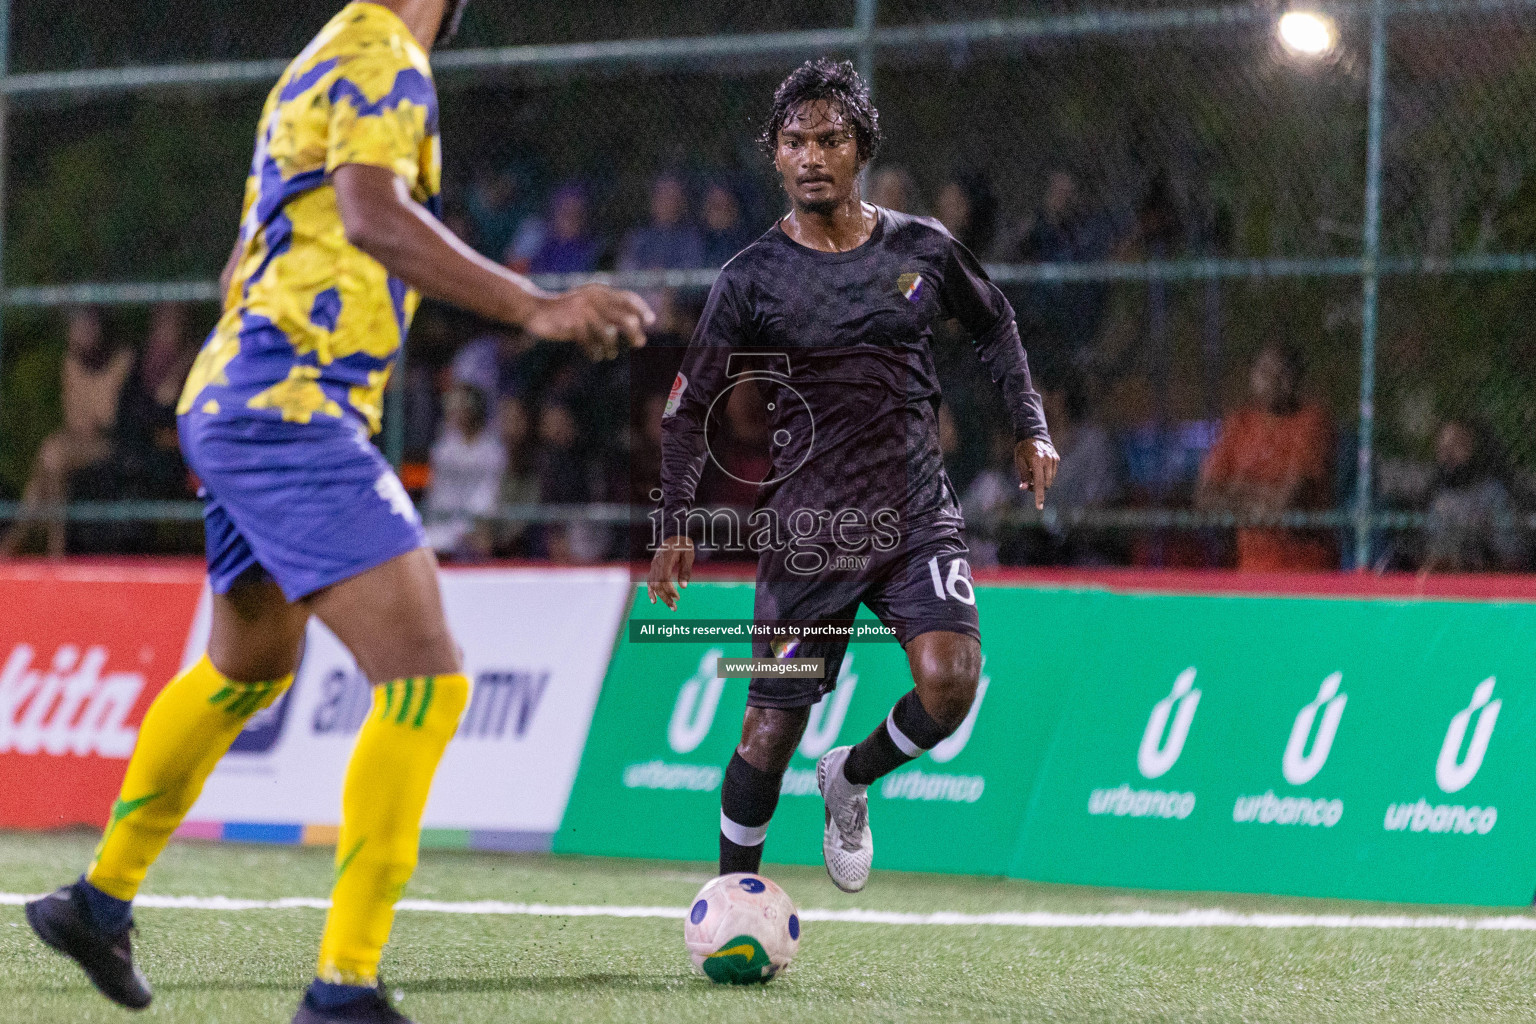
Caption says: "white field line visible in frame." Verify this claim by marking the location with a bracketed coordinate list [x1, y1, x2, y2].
[3, 893, 1536, 930]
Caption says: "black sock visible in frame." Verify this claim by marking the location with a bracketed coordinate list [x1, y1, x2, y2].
[843, 689, 949, 787]
[718, 752, 783, 874]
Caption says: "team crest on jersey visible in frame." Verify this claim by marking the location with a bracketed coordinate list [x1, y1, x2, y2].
[664, 372, 688, 418]
[898, 272, 924, 302]
[772, 637, 801, 659]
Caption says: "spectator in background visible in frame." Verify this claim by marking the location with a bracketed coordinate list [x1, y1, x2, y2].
[961, 430, 1023, 568]
[450, 325, 534, 416]
[935, 171, 1000, 258]
[1039, 386, 1125, 564]
[532, 399, 609, 562]
[1196, 345, 1335, 572]
[424, 384, 505, 560]
[701, 180, 754, 267]
[1, 308, 131, 557]
[619, 172, 704, 272]
[523, 183, 601, 275]
[869, 165, 921, 214]
[112, 302, 198, 500]
[466, 165, 537, 261]
[619, 172, 705, 335]
[1421, 419, 1527, 573]
[493, 395, 540, 556]
[1016, 169, 1114, 395]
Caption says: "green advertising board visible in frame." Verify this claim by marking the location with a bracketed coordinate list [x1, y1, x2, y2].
[558, 582, 1536, 905]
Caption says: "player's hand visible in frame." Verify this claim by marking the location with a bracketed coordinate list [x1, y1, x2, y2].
[1015, 437, 1060, 511]
[647, 535, 695, 611]
[525, 284, 655, 360]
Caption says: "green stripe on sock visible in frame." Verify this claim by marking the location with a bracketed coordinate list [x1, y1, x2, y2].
[207, 686, 233, 708]
[229, 681, 263, 717]
[380, 682, 394, 721]
[413, 676, 436, 729]
[397, 677, 416, 726]
[335, 838, 365, 881]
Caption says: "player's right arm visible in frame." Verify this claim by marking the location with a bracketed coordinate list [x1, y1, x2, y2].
[333, 164, 652, 360]
[647, 269, 748, 609]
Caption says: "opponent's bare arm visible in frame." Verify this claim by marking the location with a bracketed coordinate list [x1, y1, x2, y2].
[333, 163, 653, 358]
[1015, 437, 1060, 511]
[219, 239, 242, 302]
[647, 535, 695, 610]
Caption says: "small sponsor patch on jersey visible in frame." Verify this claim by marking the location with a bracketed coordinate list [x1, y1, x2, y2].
[898, 272, 924, 302]
[771, 637, 801, 659]
[664, 372, 688, 418]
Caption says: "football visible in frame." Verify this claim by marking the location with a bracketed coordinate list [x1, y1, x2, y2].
[683, 873, 801, 984]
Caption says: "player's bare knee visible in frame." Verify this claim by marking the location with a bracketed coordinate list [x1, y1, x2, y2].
[911, 648, 981, 734]
[357, 625, 460, 684]
[737, 706, 808, 775]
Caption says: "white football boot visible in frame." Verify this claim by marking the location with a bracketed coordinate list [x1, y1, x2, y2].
[816, 745, 874, 892]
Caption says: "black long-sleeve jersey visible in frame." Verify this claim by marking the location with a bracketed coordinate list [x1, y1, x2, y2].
[660, 207, 1049, 545]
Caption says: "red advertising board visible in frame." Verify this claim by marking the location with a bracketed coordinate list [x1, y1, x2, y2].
[0, 561, 203, 829]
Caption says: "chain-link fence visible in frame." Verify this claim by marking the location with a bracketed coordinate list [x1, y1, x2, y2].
[1, 0, 1533, 572]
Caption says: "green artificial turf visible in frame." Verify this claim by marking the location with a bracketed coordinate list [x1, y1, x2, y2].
[2, 830, 1534, 1023]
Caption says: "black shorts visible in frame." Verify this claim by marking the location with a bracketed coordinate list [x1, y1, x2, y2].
[747, 525, 981, 709]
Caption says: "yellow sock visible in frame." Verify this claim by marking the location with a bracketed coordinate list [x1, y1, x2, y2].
[317, 674, 470, 986]
[86, 655, 294, 900]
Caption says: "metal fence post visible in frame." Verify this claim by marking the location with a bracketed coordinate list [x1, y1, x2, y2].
[0, 0, 11, 436]
[384, 354, 406, 470]
[856, 0, 877, 94]
[1354, 0, 1387, 570]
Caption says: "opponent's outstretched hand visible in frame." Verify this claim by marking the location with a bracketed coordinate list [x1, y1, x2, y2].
[647, 535, 695, 610]
[526, 284, 655, 360]
[1015, 437, 1060, 511]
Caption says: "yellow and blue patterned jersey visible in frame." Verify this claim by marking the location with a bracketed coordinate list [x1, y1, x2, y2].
[178, 1, 440, 434]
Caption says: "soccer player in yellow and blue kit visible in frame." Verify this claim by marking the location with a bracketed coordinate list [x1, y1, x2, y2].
[23, 2, 652, 1022]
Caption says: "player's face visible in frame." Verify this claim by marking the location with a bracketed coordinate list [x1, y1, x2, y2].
[774, 101, 862, 214]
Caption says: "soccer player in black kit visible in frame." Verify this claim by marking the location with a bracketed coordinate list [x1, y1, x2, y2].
[648, 59, 1058, 892]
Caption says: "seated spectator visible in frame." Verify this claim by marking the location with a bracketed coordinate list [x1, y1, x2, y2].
[532, 399, 609, 563]
[449, 326, 534, 415]
[868, 165, 921, 214]
[701, 181, 754, 267]
[935, 171, 999, 258]
[1, 308, 132, 557]
[523, 184, 601, 275]
[1196, 345, 1335, 572]
[1421, 419, 1526, 573]
[111, 302, 199, 500]
[423, 384, 506, 560]
[619, 173, 704, 272]
[493, 395, 540, 556]
[1039, 387, 1125, 564]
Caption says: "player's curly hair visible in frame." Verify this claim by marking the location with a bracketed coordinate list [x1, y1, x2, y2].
[760, 59, 882, 165]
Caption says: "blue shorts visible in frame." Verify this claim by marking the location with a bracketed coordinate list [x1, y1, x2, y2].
[178, 412, 426, 601]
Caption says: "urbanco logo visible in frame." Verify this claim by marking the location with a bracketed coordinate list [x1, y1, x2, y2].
[1436, 677, 1500, 794]
[1283, 672, 1347, 786]
[930, 657, 989, 764]
[667, 649, 727, 754]
[1138, 667, 1201, 780]
[798, 657, 859, 760]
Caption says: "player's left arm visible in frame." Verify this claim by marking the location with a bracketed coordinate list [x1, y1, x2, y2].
[218, 239, 242, 307]
[938, 233, 1059, 509]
